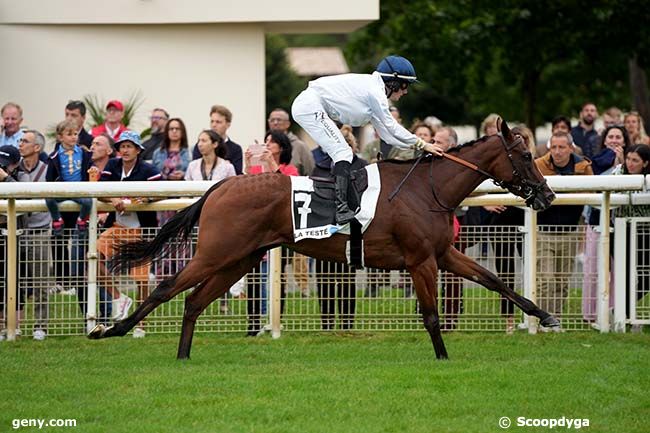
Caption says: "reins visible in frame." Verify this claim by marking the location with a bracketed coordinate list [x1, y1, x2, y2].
[386, 132, 547, 210]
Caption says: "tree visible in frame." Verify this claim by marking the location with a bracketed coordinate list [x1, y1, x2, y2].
[265, 34, 307, 121]
[345, 0, 649, 134]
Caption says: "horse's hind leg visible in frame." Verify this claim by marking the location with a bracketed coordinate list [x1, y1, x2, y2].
[438, 246, 560, 328]
[88, 256, 215, 339]
[409, 256, 448, 360]
[177, 252, 264, 359]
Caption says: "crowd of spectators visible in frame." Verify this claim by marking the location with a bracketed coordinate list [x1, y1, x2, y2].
[0, 98, 648, 340]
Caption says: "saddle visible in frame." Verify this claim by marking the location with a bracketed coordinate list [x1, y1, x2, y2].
[310, 168, 369, 219]
[291, 167, 373, 268]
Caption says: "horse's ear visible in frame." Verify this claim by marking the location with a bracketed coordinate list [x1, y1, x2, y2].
[498, 117, 511, 138]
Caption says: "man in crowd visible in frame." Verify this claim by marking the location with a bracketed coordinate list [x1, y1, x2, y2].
[140, 108, 169, 161]
[99, 130, 161, 337]
[534, 132, 593, 330]
[16, 131, 52, 340]
[602, 106, 623, 129]
[570, 102, 599, 159]
[433, 126, 458, 151]
[0, 102, 24, 148]
[0, 145, 23, 340]
[91, 100, 127, 141]
[65, 100, 93, 149]
[267, 108, 314, 176]
[192, 105, 243, 174]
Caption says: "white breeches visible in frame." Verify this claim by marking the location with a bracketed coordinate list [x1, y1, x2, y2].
[291, 89, 353, 164]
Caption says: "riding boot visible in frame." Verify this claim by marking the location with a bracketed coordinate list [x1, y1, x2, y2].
[333, 161, 356, 225]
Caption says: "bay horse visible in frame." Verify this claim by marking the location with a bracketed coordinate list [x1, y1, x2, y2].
[88, 118, 558, 359]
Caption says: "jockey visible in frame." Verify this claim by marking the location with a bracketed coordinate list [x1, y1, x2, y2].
[292, 55, 445, 224]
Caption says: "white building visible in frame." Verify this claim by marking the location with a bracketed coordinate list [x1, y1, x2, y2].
[0, 0, 378, 150]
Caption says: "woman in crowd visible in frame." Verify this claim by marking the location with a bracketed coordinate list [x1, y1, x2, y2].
[582, 126, 631, 324]
[152, 118, 191, 276]
[617, 144, 650, 331]
[243, 131, 298, 336]
[185, 129, 236, 313]
[623, 111, 650, 145]
[185, 130, 235, 181]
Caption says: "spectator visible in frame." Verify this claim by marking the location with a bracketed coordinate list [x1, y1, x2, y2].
[480, 113, 500, 136]
[428, 126, 466, 330]
[89, 134, 115, 174]
[535, 132, 593, 330]
[483, 125, 536, 333]
[267, 108, 315, 176]
[185, 129, 236, 314]
[602, 106, 623, 129]
[80, 133, 116, 323]
[152, 117, 190, 226]
[152, 118, 190, 180]
[185, 130, 235, 181]
[192, 105, 243, 175]
[98, 130, 161, 336]
[623, 111, 650, 145]
[616, 144, 650, 331]
[87, 133, 115, 226]
[140, 108, 169, 161]
[314, 125, 367, 330]
[91, 100, 127, 141]
[582, 126, 631, 324]
[0, 145, 24, 340]
[0, 102, 24, 148]
[16, 131, 52, 340]
[389, 120, 433, 160]
[64, 100, 93, 149]
[243, 130, 298, 336]
[537, 116, 572, 158]
[571, 102, 600, 159]
[45, 119, 93, 237]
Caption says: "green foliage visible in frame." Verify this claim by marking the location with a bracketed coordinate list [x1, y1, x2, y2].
[82, 91, 145, 129]
[345, 0, 648, 131]
[1, 333, 648, 432]
[266, 34, 307, 121]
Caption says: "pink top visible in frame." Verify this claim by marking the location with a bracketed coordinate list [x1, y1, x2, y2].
[249, 163, 299, 176]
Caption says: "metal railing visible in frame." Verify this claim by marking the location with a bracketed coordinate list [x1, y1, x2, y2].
[1, 175, 648, 340]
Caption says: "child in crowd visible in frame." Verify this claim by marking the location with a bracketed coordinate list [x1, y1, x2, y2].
[45, 119, 93, 236]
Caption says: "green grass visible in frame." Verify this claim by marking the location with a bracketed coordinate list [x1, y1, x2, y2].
[1, 332, 649, 433]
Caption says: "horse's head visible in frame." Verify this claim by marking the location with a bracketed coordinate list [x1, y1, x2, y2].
[491, 118, 555, 211]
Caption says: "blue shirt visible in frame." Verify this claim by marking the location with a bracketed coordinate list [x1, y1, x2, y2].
[58, 145, 84, 181]
[0, 129, 24, 148]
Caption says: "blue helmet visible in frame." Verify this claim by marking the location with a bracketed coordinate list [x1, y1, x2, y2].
[376, 55, 418, 84]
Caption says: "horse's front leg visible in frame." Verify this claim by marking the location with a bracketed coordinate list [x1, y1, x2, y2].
[408, 256, 448, 360]
[438, 246, 560, 328]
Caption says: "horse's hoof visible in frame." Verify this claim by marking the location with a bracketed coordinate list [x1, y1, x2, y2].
[540, 315, 560, 328]
[87, 324, 106, 339]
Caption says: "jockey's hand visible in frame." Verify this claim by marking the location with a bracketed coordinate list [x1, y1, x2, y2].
[422, 141, 444, 156]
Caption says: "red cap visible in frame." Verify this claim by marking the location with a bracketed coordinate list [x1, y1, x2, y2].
[106, 100, 124, 111]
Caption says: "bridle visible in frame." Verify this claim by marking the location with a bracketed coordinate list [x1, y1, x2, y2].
[389, 133, 548, 211]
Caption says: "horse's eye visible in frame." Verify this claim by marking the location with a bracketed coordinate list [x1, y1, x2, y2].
[522, 152, 532, 161]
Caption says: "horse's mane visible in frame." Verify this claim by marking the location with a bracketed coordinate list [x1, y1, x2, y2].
[377, 135, 491, 165]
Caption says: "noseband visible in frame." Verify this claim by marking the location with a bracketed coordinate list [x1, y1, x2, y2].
[490, 133, 548, 205]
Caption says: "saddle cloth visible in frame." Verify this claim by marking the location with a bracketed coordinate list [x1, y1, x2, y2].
[290, 163, 381, 242]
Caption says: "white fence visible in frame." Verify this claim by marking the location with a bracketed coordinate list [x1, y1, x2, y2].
[0, 175, 648, 340]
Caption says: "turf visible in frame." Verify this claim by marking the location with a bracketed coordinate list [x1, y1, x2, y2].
[1, 332, 648, 433]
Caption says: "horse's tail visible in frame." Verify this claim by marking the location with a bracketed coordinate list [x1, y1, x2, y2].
[110, 179, 229, 273]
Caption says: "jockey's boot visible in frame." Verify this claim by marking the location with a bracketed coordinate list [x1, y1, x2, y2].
[333, 160, 356, 225]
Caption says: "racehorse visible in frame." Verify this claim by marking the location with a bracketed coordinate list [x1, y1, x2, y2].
[89, 118, 558, 359]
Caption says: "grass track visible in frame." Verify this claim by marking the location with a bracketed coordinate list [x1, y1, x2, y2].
[1, 332, 648, 433]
